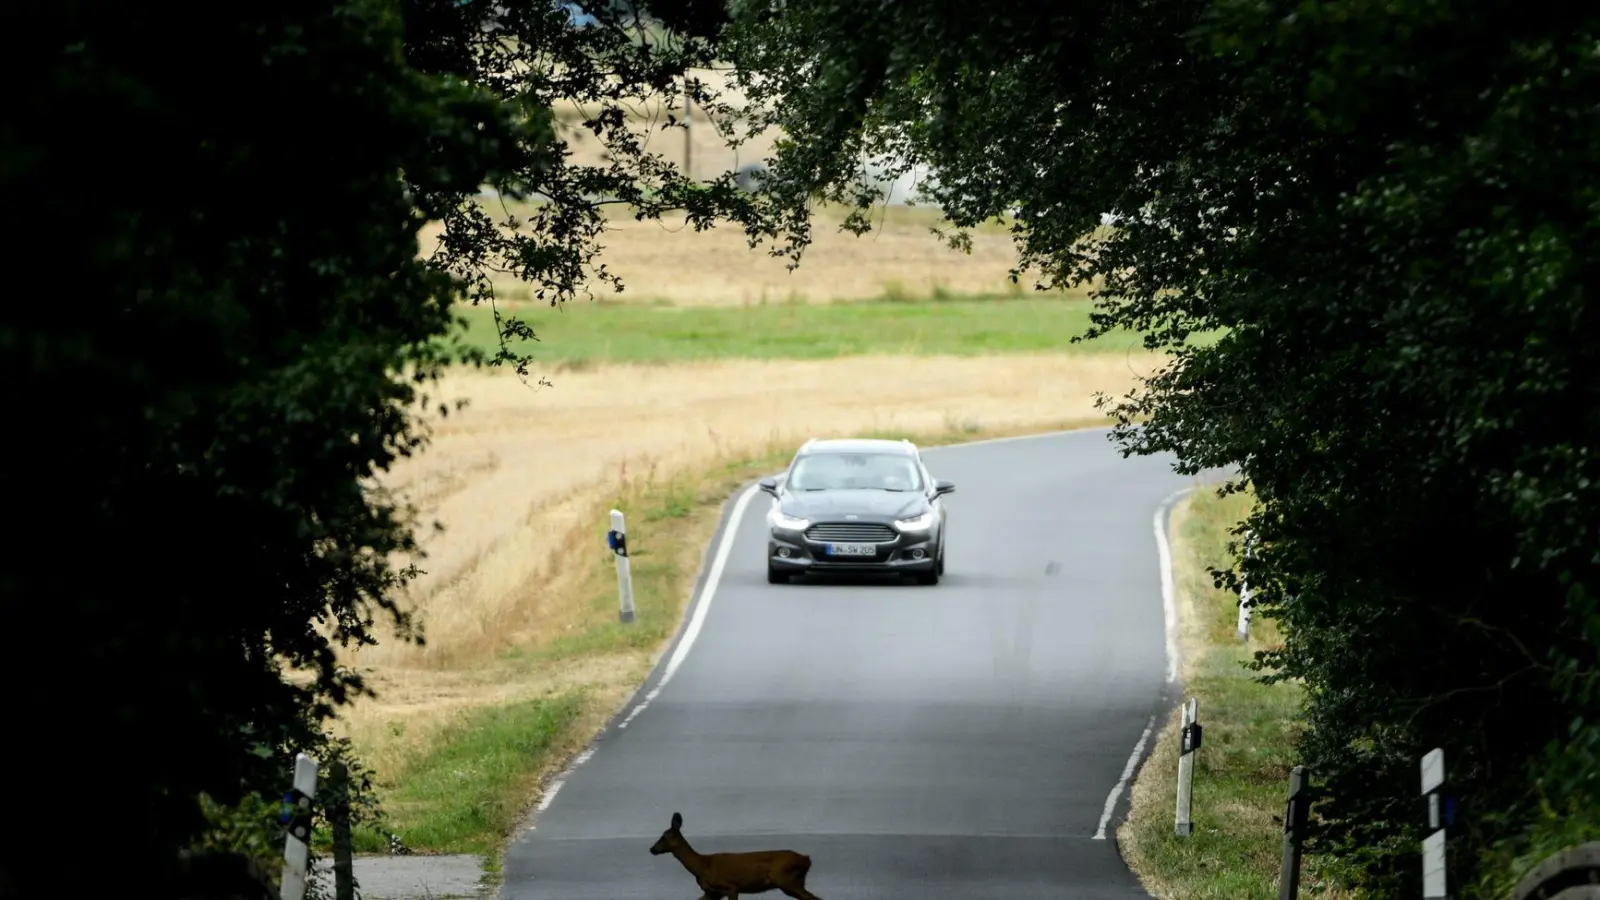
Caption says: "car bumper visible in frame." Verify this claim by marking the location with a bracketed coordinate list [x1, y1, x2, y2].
[767, 531, 937, 574]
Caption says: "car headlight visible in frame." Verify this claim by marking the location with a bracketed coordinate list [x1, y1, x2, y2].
[768, 509, 811, 531]
[894, 512, 933, 532]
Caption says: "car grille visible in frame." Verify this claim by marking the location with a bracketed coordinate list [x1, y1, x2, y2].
[804, 522, 897, 543]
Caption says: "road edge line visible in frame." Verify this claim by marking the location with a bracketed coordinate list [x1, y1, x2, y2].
[511, 477, 765, 839]
[1092, 484, 1196, 842]
[1093, 714, 1158, 840]
[1155, 487, 1190, 685]
[917, 423, 1116, 454]
[613, 481, 760, 730]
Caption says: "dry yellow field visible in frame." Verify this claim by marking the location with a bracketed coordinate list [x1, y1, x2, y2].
[332, 353, 1143, 778]
[417, 68, 1037, 308]
[416, 206, 1032, 308]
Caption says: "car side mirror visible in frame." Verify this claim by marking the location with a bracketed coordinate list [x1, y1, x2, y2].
[934, 480, 955, 496]
[758, 477, 779, 496]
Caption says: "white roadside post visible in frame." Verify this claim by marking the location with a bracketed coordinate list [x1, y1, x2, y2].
[609, 509, 635, 624]
[1237, 581, 1254, 642]
[1421, 747, 1450, 899]
[279, 752, 320, 900]
[1175, 697, 1202, 836]
[682, 82, 693, 180]
[1237, 530, 1257, 641]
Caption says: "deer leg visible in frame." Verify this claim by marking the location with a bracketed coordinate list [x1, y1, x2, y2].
[779, 886, 823, 900]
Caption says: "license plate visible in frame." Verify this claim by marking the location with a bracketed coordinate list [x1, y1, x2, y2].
[826, 542, 876, 557]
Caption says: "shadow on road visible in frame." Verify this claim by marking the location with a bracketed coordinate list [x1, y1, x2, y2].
[781, 570, 940, 588]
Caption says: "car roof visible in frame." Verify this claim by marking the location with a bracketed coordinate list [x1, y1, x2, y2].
[794, 438, 919, 457]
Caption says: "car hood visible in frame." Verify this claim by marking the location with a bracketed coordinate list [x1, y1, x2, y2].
[780, 489, 928, 520]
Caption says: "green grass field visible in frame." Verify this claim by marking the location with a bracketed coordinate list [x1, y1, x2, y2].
[354, 694, 584, 858]
[446, 295, 1205, 365]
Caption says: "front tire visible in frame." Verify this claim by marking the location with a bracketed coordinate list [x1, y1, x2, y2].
[915, 567, 939, 586]
[767, 565, 790, 584]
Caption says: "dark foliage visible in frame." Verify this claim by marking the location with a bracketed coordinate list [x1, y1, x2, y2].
[0, 0, 525, 893]
[1, 0, 803, 892]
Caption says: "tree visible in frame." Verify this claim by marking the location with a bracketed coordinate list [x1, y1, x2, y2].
[2, 0, 812, 891]
[0, 0, 532, 893]
[717, 0, 1600, 895]
[396, 0, 805, 375]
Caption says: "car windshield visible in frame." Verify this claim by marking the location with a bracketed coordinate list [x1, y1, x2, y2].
[786, 452, 923, 492]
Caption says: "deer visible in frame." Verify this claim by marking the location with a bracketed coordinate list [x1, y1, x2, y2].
[648, 811, 825, 900]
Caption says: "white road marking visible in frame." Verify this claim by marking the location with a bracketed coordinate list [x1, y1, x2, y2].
[918, 424, 1115, 454]
[530, 748, 597, 828]
[1093, 714, 1157, 840]
[532, 484, 761, 827]
[615, 482, 761, 730]
[1155, 487, 1192, 685]
[1091, 485, 1196, 841]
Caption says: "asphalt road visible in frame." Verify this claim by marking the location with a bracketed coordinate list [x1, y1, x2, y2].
[500, 428, 1205, 900]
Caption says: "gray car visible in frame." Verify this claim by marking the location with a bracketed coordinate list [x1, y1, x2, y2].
[759, 438, 954, 585]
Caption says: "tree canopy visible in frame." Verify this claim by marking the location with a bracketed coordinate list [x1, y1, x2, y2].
[3, 0, 529, 893]
[3, 0, 800, 894]
[716, 0, 1599, 895]
[398, 0, 805, 374]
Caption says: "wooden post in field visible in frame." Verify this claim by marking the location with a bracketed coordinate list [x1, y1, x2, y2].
[609, 509, 635, 623]
[1279, 766, 1309, 900]
[328, 760, 355, 900]
[1175, 697, 1201, 836]
[279, 753, 319, 900]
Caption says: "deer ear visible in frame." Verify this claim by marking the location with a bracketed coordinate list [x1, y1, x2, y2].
[671, 812, 682, 829]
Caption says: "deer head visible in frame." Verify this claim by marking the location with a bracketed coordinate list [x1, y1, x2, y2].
[649, 811, 685, 856]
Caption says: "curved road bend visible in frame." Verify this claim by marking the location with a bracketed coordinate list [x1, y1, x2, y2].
[501, 428, 1210, 900]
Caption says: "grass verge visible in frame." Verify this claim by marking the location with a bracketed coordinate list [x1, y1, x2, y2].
[339, 414, 1114, 872]
[1118, 487, 1360, 900]
[353, 695, 583, 857]
[449, 294, 1217, 365]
